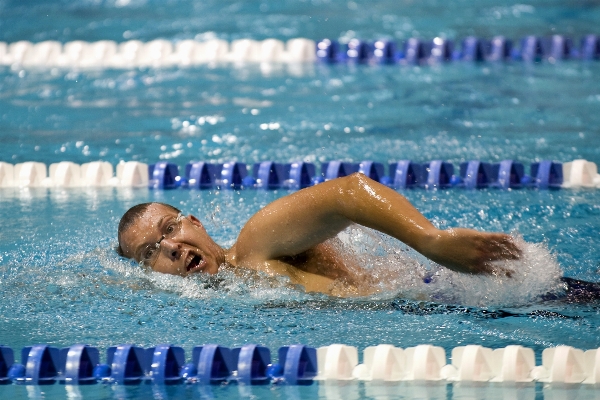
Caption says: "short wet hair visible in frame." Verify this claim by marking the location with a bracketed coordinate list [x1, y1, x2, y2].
[116, 202, 181, 257]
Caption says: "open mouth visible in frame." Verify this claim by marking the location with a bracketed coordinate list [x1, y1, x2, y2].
[186, 255, 204, 273]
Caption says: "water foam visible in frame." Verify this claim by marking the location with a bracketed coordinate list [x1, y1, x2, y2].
[334, 226, 565, 307]
[98, 247, 312, 303]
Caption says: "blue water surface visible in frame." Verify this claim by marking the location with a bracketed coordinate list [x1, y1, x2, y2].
[1, 0, 600, 399]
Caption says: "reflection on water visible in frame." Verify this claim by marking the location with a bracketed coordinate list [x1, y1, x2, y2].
[3, 380, 582, 400]
[12, 382, 598, 400]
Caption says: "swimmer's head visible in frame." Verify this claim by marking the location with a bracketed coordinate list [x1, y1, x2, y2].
[117, 202, 225, 276]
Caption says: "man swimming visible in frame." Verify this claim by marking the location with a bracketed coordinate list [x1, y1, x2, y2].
[116, 173, 522, 296]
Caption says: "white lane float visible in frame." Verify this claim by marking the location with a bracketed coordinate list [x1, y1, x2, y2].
[260, 39, 286, 62]
[60, 40, 89, 67]
[405, 344, 448, 381]
[562, 159, 600, 188]
[81, 161, 114, 187]
[21, 40, 62, 67]
[352, 344, 405, 381]
[0, 38, 314, 67]
[0, 161, 150, 188]
[228, 39, 262, 63]
[315, 344, 358, 381]
[14, 162, 47, 187]
[113, 40, 144, 68]
[49, 161, 82, 187]
[532, 345, 586, 383]
[6, 41, 33, 65]
[115, 161, 149, 187]
[137, 39, 174, 67]
[583, 348, 600, 384]
[0, 161, 15, 187]
[286, 38, 317, 62]
[490, 345, 536, 382]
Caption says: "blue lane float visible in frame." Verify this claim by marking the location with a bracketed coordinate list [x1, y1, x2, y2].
[316, 39, 341, 63]
[62, 344, 100, 385]
[402, 38, 428, 64]
[389, 161, 424, 189]
[286, 162, 316, 190]
[581, 34, 600, 60]
[425, 160, 454, 189]
[7, 345, 61, 385]
[372, 40, 398, 64]
[25, 345, 60, 385]
[316, 34, 598, 65]
[520, 36, 544, 62]
[253, 162, 286, 190]
[321, 161, 359, 181]
[0, 346, 14, 385]
[487, 36, 513, 61]
[218, 162, 247, 190]
[147, 344, 185, 385]
[273, 344, 318, 385]
[493, 160, 525, 189]
[184, 161, 222, 189]
[192, 344, 235, 385]
[105, 345, 147, 385]
[358, 161, 385, 183]
[542, 35, 573, 61]
[149, 162, 180, 190]
[346, 39, 372, 63]
[233, 344, 272, 385]
[459, 161, 494, 189]
[531, 160, 564, 189]
[460, 36, 486, 62]
[430, 37, 454, 63]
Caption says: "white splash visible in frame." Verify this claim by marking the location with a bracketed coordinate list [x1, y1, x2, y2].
[98, 248, 307, 302]
[335, 226, 564, 307]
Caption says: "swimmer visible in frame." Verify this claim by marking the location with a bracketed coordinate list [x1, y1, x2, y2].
[116, 173, 522, 296]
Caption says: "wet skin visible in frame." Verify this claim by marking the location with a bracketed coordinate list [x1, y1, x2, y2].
[119, 207, 225, 276]
[119, 173, 522, 295]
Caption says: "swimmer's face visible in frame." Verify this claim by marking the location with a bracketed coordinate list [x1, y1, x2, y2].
[119, 204, 224, 276]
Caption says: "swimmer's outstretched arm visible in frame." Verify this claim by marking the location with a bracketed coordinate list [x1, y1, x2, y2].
[233, 173, 521, 276]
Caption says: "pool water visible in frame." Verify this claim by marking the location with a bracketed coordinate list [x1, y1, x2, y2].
[1, 0, 600, 398]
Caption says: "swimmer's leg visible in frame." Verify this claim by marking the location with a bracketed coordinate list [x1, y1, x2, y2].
[556, 277, 600, 303]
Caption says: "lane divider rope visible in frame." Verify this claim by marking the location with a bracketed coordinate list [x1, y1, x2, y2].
[0, 343, 598, 385]
[0, 159, 598, 190]
[1, 34, 599, 69]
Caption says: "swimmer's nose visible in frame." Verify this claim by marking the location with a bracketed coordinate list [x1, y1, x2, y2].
[160, 238, 181, 260]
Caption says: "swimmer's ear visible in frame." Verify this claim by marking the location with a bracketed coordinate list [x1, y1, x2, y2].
[187, 214, 204, 228]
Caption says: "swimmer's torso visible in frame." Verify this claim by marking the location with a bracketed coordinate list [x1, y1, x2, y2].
[229, 242, 371, 296]
[278, 242, 352, 280]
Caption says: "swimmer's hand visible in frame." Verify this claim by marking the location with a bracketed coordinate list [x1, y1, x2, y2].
[423, 228, 521, 277]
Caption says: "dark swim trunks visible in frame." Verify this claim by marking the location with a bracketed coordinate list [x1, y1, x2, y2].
[543, 277, 600, 303]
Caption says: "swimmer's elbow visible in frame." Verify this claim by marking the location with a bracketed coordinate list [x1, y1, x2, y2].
[344, 172, 371, 187]
[337, 172, 372, 200]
